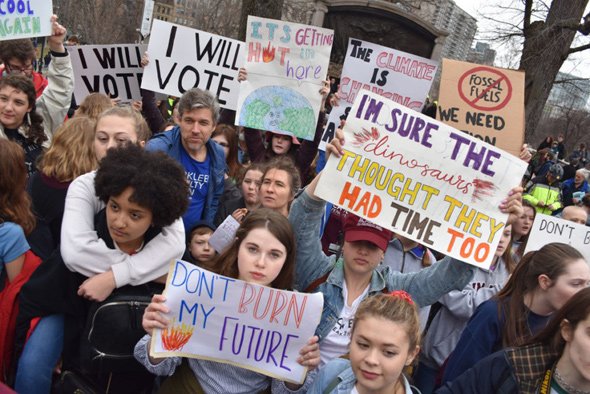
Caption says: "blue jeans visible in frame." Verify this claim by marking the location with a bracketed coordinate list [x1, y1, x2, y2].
[15, 314, 64, 394]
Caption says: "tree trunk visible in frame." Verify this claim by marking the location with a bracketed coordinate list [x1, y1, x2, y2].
[238, 0, 285, 41]
[519, 0, 588, 140]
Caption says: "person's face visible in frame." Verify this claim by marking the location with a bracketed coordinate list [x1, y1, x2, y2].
[574, 172, 585, 187]
[350, 317, 419, 394]
[189, 232, 215, 263]
[342, 240, 384, 277]
[0, 86, 31, 129]
[212, 134, 229, 159]
[237, 227, 287, 286]
[494, 225, 512, 257]
[106, 187, 153, 253]
[241, 169, 263, 207]
[179, 107, 215, 157]
[260, 169, 293, 214]
[5, 57, 34, 78]
[541, 259, 590, 312]
[271, 134, 292, 155]
[512, 207, 535, 238]
[94, 115, 140, 160]
[561, 315, 590, 386]
[562, 208, 588, 225]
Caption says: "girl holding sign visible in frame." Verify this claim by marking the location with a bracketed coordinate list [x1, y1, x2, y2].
[442, 243, 590, 385]
[136, 209, 320, 393]
[437, 287, 590, 393]
[309, 291, 421, 394]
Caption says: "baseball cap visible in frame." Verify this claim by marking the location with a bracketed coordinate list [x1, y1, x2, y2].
[343, 215, 393, 252]
[266, 131, 301, 145]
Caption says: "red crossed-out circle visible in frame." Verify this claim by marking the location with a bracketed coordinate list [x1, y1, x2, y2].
[458, 66, 512, 111]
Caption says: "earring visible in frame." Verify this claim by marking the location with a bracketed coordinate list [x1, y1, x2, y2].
[26, 112, 31, 125]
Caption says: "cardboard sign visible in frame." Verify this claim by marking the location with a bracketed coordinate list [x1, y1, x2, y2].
[0, 0, 52, 40]
[438, 59, 525, 156]
[142, 19, 244, 109]
[524, 214, 590, 261]
[69, 44, 147, 103]
[236, 16, 334, 140]
[150, 260, 324, 384]
[315, 90, 527, 269]
[320, 38, 438, 150]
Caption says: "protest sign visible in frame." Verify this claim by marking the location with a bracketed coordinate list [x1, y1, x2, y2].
[69, 44, 147, 103]
[142, 19, 244, 109]
[315, 90, 527, 269]
[524, 214, 590, 261]
[320, 38, 438, 150]
[235, 16, 334, 140]
[0, 0, 52, 40]
[208, 215, 240, 253]
[438, 59, 525, 156]
[150, 260, 324, 384]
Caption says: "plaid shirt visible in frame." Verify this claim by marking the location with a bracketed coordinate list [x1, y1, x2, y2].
[506, 343, 560, 393]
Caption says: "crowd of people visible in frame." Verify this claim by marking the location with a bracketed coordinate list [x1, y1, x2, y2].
[1, 15, 589, 394]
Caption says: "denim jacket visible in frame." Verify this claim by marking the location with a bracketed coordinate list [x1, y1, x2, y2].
[308, 358, 417, 393]
[288, 191, 475, 341]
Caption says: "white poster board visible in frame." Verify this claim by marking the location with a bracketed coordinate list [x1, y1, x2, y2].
[150, 260, 324, 384]
[235, 16, 334, 140]
[0, 0, 52, 40]
[315, 90, 527, 269]
[69, 44, 147, 103]
[524, 214, 590, 261]
[142, 19, 244, 109]
[321, 38, 438, 149]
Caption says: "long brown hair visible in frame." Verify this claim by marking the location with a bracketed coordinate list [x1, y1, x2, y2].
[527, 287, 590, 354]
[216, 208, 295, 290]
[0, 139, 35, 234]
[76, 93, 113, 120]
[496, 243, 584, 347]
[39, 117, 98, 182]
[212, 124, 242, 179]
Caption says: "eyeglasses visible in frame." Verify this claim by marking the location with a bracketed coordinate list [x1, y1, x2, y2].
[6, 63, 33, 73]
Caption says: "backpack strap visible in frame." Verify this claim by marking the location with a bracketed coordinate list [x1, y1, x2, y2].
[304, 271, 331, 293]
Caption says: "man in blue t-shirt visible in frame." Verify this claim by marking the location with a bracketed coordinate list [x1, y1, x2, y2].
[146, 88, 225, 232]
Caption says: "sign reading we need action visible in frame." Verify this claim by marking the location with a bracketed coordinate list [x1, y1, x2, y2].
[150, 260, 323, 384]
[438, 59, 525, 156]
[315, 90, 527, 269]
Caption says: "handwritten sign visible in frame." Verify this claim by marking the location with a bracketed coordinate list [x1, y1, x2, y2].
[524, 214, 590, 261]
[150, 260, 324, 383]
[142, 19, 244, 109]
[235, 16, 334, 140]
[315, 90, 527, 269]
[438, 59, 525, 156]
[320, 38, 438, 150]
[69, 44, 146, 103]
[0, 0, 52, 40]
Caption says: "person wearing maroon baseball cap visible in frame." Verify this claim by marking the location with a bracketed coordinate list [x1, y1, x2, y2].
[287, 130, 526, 366]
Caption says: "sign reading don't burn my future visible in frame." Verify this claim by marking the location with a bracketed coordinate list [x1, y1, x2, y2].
[438, 59, 525, 156]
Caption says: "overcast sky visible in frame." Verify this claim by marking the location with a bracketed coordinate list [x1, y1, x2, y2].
[453, 0, 590, 78]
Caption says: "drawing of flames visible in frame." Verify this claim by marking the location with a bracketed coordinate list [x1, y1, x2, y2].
[161, 320, 195, 351]
[352, 127, 380, 147]
[263, 42, 276, 62]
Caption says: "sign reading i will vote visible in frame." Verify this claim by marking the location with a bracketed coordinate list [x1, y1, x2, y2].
[236, 16, 334, 141]
[320, 38, 438, 150]
[150, 260, 324, 384]
[142, 19, 244, 110]
[0, 0, 52, 40]
[524, 214, 590, 261]
[69, 44, 147, 103]
[315, 90, 527, 269]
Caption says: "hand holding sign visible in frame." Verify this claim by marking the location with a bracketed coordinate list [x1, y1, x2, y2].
[48, 14, 66, 53]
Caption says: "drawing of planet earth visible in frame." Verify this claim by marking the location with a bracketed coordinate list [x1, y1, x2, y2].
[239, 86, 315, 138]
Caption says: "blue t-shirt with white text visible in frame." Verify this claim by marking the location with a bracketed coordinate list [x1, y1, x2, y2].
[179, 146, 210, 232]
